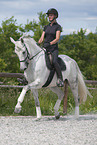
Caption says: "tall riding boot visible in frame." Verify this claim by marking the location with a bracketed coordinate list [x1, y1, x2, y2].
[53, 62, 64, 87]
[51, 50, 64, 87]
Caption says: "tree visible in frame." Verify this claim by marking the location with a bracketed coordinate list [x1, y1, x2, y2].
[0, 16, 21, 73]
[24, 12, 49, 41]
[0, 14, 97, 80]
[0, 12, 48, 73]
[59, 28, 97, 80]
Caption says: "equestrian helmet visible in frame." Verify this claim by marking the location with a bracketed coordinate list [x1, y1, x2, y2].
[46, 8, 58, 18]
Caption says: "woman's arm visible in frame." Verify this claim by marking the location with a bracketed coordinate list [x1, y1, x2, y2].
[50, 31, 61, 45]
[38, 31, 45, 44]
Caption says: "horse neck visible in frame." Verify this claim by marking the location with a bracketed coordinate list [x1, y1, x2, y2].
[24, 38, 44, 75]
[24, 38, 42, 56]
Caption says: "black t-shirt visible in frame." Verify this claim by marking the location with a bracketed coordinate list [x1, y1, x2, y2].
[43, 22, 62, 52]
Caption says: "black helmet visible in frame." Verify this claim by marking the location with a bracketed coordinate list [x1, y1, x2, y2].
[46, 8, 58, 18]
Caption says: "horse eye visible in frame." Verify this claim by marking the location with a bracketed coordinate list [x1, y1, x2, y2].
[23, 51, 26, 54]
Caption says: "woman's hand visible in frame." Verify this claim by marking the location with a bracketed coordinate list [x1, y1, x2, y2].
[43, 42, 51, 48]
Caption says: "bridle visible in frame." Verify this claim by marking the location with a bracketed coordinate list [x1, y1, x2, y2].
[20, 39, 42, 63]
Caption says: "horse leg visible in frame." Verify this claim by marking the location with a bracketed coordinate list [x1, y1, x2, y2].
[31, 89, 41, 118]
[69, 80, 80, 118]
[14, 87, 28, 113]
[50, 87, 64, 119]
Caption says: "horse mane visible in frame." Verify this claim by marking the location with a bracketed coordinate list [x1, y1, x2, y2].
[19, 33, 32, 39]
[19, 34, 42, 54]
[19, 34, 35, 44]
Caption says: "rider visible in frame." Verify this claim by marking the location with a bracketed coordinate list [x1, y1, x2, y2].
[38, 8, 64, 87]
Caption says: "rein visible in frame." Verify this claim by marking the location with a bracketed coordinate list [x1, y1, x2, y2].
[20, 42, 42, 62]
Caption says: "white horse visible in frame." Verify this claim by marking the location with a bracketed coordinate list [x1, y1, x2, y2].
[10, 35, 92, 119]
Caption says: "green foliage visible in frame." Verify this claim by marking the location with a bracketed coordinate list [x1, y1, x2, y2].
[0, 16, 22, 73]
[0, 87, 96, 116]
[0, 58, 7, 71]
[59, 28, 97, 80]
[0, 13, 48, 73]
[0, 14, 97, 79]
[80, 89, 97, 114]
[24, 12, 49, 41]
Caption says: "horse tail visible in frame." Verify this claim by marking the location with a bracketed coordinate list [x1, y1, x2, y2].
[77, 64, 93, 103]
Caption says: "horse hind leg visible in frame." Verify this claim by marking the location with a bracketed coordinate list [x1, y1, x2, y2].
[69, 79, 80, 118]
[50, 86, 64, 119]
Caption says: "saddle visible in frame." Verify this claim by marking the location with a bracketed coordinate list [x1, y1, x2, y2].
[45, 52, 66, 71]
[42, 52, 66, 87]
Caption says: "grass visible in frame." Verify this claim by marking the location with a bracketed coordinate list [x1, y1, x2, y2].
[0, 86, 97, 116]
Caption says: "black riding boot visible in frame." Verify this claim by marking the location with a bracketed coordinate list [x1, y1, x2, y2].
[51, 50, 64, 87]
[53, 62, 64, 87]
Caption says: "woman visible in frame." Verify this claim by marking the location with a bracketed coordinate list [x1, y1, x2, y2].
[38, 8, 64, 87]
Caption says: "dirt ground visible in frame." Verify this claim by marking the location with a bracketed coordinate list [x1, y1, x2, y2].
[0, 115, 97, 145]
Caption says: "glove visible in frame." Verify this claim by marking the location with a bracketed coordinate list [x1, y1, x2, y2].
[36, 42, 40, 46]
[44, 42, 50, 48]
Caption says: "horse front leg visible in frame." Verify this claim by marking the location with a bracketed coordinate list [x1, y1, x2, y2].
[31, 89, 42, 119]
[50, 87, 64, 119]
[14, 87, 28, 113]
[28, 78, 41, 89]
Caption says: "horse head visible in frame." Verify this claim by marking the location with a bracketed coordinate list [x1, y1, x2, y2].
[10, 37, 29, 71]
[10, 36, 42, 71]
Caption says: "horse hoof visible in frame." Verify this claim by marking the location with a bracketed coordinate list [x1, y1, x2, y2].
[55, 114, 60, 119]
[14, 107, 21, 113]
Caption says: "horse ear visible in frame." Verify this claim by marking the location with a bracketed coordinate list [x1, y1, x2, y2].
[21, 38, 24, 43]
[10, 37, 16, 44]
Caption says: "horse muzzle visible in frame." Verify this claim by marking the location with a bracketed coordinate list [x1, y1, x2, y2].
[20, 61, 29, 71]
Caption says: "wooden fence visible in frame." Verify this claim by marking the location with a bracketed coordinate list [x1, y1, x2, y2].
[0, 73, 96, 114]
[0, 72, 24, 78]
[0, 72, 97, 89]
[0, 73, 24, 88]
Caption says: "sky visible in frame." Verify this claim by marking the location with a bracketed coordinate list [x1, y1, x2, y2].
[0, 0, 97, 35]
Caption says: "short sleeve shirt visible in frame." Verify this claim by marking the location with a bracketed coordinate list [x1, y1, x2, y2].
[43, 22, 62, 52]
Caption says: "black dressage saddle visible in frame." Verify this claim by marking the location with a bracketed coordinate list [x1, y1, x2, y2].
[42, 52, 66, 87]
[45, 52, 66, 71]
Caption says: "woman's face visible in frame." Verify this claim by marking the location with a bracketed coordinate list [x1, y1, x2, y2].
[48, 13, 55, 22]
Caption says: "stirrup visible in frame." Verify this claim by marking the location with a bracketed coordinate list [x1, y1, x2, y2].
[56, 79, 64, 87]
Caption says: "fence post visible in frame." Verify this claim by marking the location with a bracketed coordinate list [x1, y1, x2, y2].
[63, 80, 68, 114]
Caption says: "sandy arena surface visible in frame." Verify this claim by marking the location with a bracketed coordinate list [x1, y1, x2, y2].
[0, 115, 97, 145]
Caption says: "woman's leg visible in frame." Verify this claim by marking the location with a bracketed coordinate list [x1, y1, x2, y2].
[52, 50, 64, 87]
